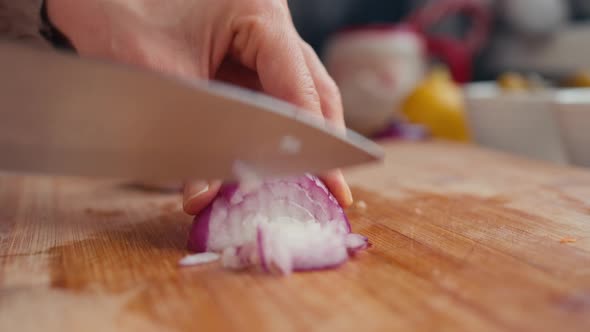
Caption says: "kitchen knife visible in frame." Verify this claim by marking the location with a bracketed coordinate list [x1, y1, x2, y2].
[0, 42, 382, 181]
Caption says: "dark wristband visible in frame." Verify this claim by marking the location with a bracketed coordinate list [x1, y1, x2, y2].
[39, 0, 75, 51]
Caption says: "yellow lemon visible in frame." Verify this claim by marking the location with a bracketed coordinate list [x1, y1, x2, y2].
[401, 67, 470, 141]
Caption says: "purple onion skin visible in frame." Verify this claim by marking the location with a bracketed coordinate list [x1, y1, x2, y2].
[218, 184, 239, 200]
[187, 204, 211, 253]
[297, 175, 351, 232]
[187, 184, 238, 252]
[372, 121, 430, 141]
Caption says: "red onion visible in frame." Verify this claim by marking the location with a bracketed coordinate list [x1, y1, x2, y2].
[372, 121, 430, 141]
[187, 174, 369, 274]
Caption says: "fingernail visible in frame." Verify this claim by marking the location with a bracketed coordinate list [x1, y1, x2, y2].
[183, 181, 209, 203]
[326, 170, 353, 208]
[338, 173, 354, 207]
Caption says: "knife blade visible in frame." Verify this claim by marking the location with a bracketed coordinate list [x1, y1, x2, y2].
[0, 42, 382, 181]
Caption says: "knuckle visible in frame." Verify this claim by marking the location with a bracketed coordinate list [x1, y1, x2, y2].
[299, 79, 323, 113]
[300, 41, 316, 55]
[232, 0, 295, 46]
[321, 77, 344, 119]
[320, 73, 342, 106]
[245, 0, 289, 23]
[324, 75, 341, 99]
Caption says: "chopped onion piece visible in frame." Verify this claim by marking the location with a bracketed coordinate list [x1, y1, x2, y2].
[345, 233, 370, 254]
[178, 252, 220, 267]
[232, 160, 263, 194]
[355, 200, 367, 209]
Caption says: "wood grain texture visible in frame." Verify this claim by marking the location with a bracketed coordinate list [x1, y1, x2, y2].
[1, 141, 589, 332]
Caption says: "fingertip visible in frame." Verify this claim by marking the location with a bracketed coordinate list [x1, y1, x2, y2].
[183, 180, 222, 215]
[321, 170, 353, 208]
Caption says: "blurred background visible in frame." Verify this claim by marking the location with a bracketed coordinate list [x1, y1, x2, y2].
[288, 0, 590, 168]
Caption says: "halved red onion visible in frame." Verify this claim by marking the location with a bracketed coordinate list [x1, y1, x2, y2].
[187, 174, 369, 274]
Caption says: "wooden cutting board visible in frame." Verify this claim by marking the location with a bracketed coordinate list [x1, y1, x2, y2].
[1, 142, 589, 332]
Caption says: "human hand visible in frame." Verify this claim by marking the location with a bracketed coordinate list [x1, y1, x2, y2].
[46, 0, 352, 213]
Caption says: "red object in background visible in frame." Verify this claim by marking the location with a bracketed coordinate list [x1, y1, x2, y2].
[336, 0, 492, 84]
[406, 0, 492, 83]
[323, 0, 491, 136]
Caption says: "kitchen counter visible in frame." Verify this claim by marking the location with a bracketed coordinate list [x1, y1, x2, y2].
[1, 141, 589, 332]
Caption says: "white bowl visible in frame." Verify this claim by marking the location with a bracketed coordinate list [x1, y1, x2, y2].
[464, 82, 569, 164]
[553, 88, 590, 167]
